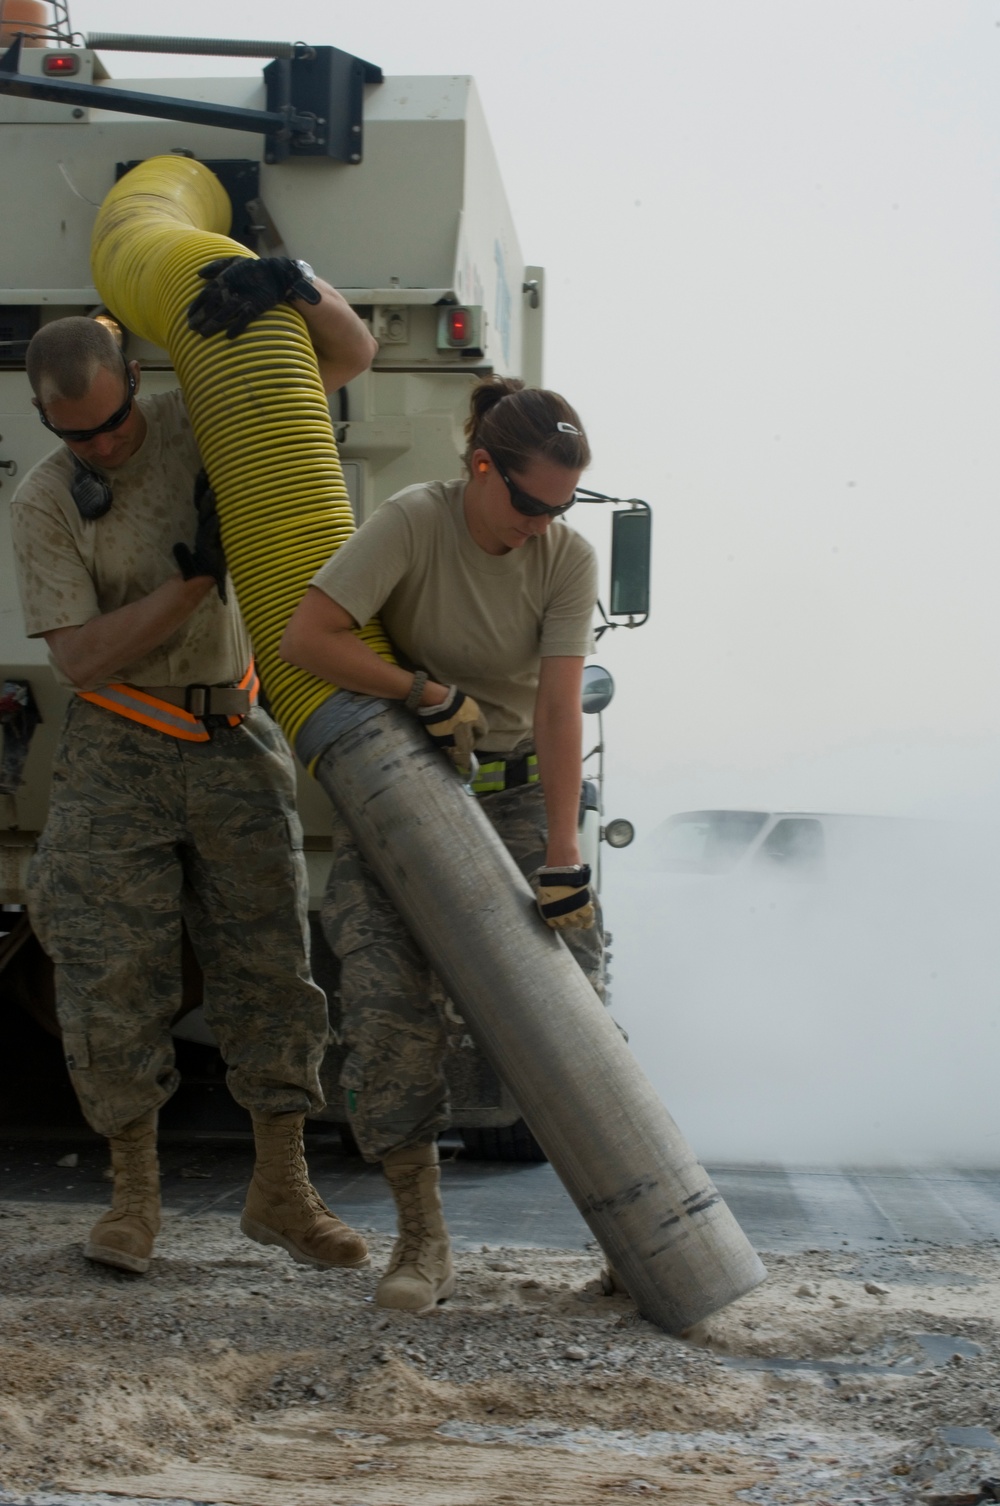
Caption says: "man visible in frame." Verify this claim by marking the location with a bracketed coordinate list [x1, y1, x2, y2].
[11, 259, 378, 1276]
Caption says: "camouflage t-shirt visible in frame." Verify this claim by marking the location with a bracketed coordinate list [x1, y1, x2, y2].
[10, 387, 250, 688]
[310, 478, 598, 752]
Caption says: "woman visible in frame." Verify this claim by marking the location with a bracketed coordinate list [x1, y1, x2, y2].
[280, 377, 603, 1312]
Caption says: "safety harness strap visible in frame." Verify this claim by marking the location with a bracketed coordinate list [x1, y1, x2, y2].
[77, 660, 259, 742]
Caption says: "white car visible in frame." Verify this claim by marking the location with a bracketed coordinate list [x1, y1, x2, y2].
[604, 807, 1000, 1164]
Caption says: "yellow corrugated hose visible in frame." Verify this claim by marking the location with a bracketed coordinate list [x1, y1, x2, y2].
[90, 153, 394, 748]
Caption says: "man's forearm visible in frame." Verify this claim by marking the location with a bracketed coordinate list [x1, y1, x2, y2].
[45, 575, 214, 690]
[294, 279, 378, 394]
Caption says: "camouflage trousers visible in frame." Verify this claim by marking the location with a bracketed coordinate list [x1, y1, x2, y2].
[321, 780, 604, 1161]
[29, 697, 328, 1137]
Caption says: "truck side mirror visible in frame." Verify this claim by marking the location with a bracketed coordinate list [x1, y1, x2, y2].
[581, 664, 614, 715]
[610, 504, 651, 619]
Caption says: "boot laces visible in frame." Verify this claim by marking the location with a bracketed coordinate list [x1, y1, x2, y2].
[283, 1130, 328, 1217]
[114, 1138, 156, 1217]
[389, 1168, 431, 1271]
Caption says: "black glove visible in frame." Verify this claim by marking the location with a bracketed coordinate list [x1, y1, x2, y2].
[533, 864, 595, 930]
[187, 255, 321, 340]
[173, 470, 228, 603]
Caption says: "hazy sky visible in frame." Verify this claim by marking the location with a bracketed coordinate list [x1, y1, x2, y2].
[72, 0, 1000, 821]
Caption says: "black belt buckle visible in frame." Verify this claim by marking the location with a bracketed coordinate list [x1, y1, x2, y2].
[504, 755, 527, 789]
[185, 683, 211, 718]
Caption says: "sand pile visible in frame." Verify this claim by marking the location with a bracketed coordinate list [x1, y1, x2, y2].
[1, 1200, 999, 1503]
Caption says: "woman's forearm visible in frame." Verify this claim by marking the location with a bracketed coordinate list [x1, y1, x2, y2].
[536, 749, 583, 865]
[279, 588, 446, 706]
[534, 656, 587, 867]
[287, 624, 411, 698]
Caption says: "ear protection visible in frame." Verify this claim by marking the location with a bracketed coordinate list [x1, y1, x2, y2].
[477, 460, 489, 473]
[70, 457, 113, 521]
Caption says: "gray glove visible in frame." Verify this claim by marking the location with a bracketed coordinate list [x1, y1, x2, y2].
[173, 470, 228, 603]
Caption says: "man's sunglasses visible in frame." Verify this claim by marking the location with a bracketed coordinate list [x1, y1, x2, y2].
[489, 453, 577, 518]
[38, 357, 136, 443]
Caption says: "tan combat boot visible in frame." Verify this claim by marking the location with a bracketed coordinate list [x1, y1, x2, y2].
[376, 1142, 455, 1314]
[84, 1109, 161, 1275]
[241, 1113, 368, 1269]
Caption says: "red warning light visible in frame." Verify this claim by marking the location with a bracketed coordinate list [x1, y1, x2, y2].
[447, 308, 470, 345]
[436, 304, 482, 354]
[43, 54, 79, 75]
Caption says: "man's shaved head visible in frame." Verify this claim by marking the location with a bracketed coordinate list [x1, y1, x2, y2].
[26, 317, 124, 406]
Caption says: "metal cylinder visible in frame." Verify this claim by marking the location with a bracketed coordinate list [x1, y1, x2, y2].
[84, 33, 301, 58]
[302, 695, 767, 1335]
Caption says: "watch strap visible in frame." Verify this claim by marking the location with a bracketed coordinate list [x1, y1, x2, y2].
[404, 670, 429, 711]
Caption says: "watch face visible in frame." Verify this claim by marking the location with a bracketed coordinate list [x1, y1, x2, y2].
[295, 259, 316, 282]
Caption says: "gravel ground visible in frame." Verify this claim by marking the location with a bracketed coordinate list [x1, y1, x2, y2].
[1, 1198, 999, 1504]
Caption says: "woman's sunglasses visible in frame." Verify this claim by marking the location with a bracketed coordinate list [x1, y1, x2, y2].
[489, 453, 577, 518]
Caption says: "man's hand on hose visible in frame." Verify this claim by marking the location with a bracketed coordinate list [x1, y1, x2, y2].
[533, 864, 595, 930]
[187, 255, 321, 341]
[415, 685, 485, 776]
[173, 470, 228, 603]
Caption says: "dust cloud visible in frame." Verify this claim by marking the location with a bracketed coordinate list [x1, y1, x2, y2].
[603, 767, 1000, 1168]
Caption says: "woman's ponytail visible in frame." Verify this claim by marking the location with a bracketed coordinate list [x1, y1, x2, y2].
[463, 376, 590, 474]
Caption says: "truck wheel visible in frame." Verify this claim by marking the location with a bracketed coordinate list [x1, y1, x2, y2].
[461, 1120, 547, 1163]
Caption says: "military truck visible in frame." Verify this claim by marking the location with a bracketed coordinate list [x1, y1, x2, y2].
[0, 3, 649, 1155]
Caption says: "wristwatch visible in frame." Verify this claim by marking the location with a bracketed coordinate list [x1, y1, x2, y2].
[404, 669, 429, 711]
[289, 259, 321, 305]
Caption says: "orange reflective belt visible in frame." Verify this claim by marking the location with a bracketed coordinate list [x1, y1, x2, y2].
[77, 660, 259, 743]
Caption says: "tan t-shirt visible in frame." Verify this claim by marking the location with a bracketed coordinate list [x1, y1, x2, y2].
[310, 478, 597, 752]
[11, 388, 251, 689]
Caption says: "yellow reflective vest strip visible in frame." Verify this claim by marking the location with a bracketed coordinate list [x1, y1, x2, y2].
[470, 753, 539, 795]
[77, 660, 259, 742]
